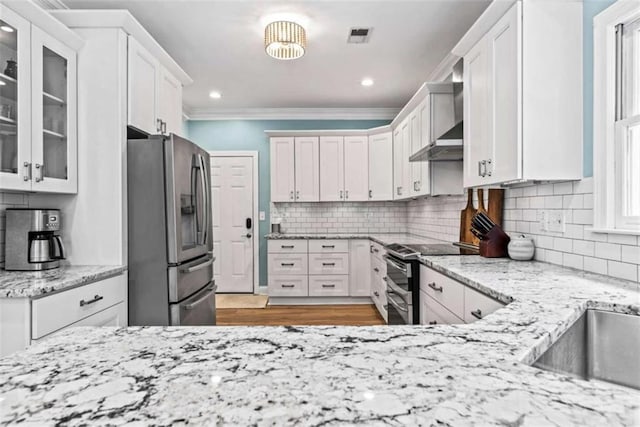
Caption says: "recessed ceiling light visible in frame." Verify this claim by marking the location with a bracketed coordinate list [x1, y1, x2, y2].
[209, 91, 222, 99]
[0, 81, 5, 86]
[0, 26, 14, 33]
[361, 78, 374, 87]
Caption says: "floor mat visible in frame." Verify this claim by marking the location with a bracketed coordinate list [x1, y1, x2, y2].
[216, 294, 269, 309]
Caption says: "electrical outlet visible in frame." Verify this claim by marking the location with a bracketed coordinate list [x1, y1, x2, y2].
[259, 211, 266, 221]
[539, 210, 565, 233]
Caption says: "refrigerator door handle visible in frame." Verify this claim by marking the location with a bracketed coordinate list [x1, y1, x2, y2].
[185, 283, 217, 310]
[198, 153, 209, 246]
[179, 256, 215, 273]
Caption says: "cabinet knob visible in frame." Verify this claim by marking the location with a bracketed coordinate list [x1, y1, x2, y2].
[471, 309, 483, 320]
[369, 190, 372, 199]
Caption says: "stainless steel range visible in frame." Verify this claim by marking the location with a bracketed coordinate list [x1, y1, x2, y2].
[383, 242, 469, 325]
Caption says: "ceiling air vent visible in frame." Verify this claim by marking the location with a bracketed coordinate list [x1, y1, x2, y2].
[347, 28, 372, 44]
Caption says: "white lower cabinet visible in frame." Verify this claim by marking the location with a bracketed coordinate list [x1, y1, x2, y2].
[0, 272, 128, 356]
[268, 275, 309, 297]
[419, 265, 504, 325]
[464, 286, 505, 323]
[420, 291, 464, 325]
[309, 275, 349, 297]
[267, 239, 375, 301]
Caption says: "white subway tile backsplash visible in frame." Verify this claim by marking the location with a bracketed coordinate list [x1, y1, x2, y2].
[607, 260, 638, 282]
[584, 256, 608, 275]
[594, 242, 621, 261]
[621, 245, 640, 264]
[563, 253, 584, 270]
[573, 240, 595, 256]
[607, 234, 638, 246]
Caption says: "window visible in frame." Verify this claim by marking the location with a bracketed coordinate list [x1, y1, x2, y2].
[593, 2, 640, 234]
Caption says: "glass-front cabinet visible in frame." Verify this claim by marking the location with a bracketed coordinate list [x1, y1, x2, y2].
[30, 27, 76, 193]
[0, 6, 77, 193]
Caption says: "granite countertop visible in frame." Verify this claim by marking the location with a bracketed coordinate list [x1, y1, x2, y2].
[266, 232, 445, 246]
[0, 258, 639, 425]
[0, 265, 127, 299]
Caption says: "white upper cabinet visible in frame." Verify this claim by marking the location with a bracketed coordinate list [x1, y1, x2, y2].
[457, 1, 582, 187]
[0, 5, 81, 194]
[128, 36, 183, 136]
[270, 137, 295, 202]
[409, 107, 425, 197]
[158, 67, 183, 136]
[368, 131, 393, 201]
[392, 126, 404, 199]
[319, 136, 344, 201]
[343, 136, 369, 201]
[294, 137, 320, 202]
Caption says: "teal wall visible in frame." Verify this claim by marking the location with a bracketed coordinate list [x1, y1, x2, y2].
[583, 0, 616, 177]
[187, 119, 390, 287]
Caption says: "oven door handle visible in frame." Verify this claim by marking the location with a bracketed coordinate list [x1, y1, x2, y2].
[386, 291, 409, 312]
[383, 255, 407, 274]
[385, 277, 411, 299]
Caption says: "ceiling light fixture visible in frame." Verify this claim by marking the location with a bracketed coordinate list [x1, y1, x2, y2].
[361, 78, 374, 87]
[209, 91, 222, 99]
[265, 21, 306, 60]
[0, 81, 5, 86]
[0, 25, 14, 33]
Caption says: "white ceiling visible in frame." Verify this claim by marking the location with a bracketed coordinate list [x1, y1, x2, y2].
[62, 0, 490, 111]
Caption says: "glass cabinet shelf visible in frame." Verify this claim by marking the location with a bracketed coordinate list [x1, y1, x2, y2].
[43, 128, 65, 138]
[43, 91, 65, 105]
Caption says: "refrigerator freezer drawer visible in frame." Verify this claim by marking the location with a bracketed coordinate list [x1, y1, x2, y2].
[168, 255, 214, 303]
[170, 282, 216, 326]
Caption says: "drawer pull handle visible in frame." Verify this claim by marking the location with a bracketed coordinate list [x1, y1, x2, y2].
[428, 282, 443, 292]
[281, 245, 294, 249]
[80, 294, 104, 307]
[322, 284, 336, 288]
[429, 320, 437, 325]
[322, 245, 335, 249]
[281, 263, 295, 267]
[322, 262, 336, 266]
[471, 309, 483, 320]
[374, 291, 380, 297]
[373, 248, 379, 253]
[281, 284, 295, 288]
[373, 267, 379, 273]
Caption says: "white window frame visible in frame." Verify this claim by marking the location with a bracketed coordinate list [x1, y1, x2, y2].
[593, 1, 640, 235]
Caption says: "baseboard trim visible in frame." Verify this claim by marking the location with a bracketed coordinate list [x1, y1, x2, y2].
[268, 296, 373, 305]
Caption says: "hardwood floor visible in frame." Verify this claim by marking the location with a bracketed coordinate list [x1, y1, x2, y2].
[216, 304, 385, 326]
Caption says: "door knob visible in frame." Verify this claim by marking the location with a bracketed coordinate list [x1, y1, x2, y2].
[244, 233, 252, 238]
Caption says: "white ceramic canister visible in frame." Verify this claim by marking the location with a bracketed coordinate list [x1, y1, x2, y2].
[508, 234, 535, 261]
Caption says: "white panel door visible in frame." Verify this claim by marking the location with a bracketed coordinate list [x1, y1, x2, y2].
[343, 136, 369, 201]
[392, 127, 404, 199]
[368, 132, 393, 201]
[464, 38, 490, 188]
[487, 4, 520, 185]
[319, 136, 344, 201]
[128, 36, 159, 134]
[294, 137, 319, 201]
[158, 67, 182, 135]
[270, 137, 295, 202]
[211, 156, 254, 293]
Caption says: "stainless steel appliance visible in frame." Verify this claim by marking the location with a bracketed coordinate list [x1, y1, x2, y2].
[4, 209, 66, 271]
[128, 134, 216, 326]
[383, 242, 469, 325]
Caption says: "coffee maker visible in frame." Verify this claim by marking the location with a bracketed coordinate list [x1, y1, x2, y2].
[5, 209, 66, 271]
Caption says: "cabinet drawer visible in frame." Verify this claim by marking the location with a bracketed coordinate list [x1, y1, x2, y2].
[420, 265, 464, 318]
[309, 275, 349, 297]
[268, 240, 308, 253]
[309, 253, 349, 275]
[464, 286, 505, 323]
[268, 275, 309, 297]
[371, 257, 386, 279]
[308, 239, 348, 253]
[420, 291, 464, 326]
[268, 254, 308, 275]
[32, 274, 127, 340]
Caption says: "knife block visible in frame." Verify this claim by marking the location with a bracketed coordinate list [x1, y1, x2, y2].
[479, 226, 511, 258]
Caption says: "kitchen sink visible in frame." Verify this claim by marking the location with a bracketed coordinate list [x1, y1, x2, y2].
[533, 309, 640, 390]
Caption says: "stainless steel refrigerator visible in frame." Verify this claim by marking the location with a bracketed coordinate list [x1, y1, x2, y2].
[127, 134, 216, 325]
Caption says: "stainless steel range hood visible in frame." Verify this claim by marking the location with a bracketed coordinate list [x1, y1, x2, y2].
[410, 59, 464, 162]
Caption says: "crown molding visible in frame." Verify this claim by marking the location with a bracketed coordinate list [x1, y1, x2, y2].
[32, 0, 68, 9]
[187, 107, 400, 121]
[452, 0, 516, 57]
[427, 52, 460, 83]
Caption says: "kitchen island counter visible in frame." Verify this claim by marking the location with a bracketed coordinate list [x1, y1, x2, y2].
[0, 257, 638, 426]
